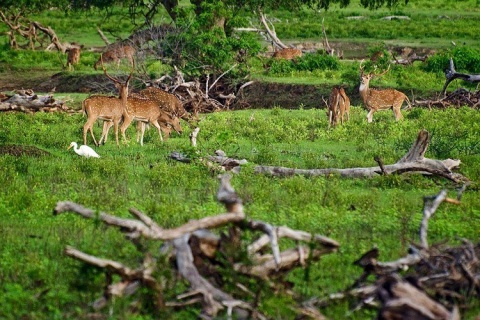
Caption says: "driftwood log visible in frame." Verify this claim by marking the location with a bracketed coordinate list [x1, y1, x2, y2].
[0, 89, 73, 113]
[53, 174, 339, 319]
[254, 129, 468, 183]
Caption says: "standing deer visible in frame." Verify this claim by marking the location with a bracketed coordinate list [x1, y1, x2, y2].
[359, 62, 411, 123]
[93, 44, 136, 70]
[82, 65, 132, 146]
[327, 86, 350, 127]
[272, 48, 303, 60]
[66, 46, 81, 71]
[338, 87, 350, 125]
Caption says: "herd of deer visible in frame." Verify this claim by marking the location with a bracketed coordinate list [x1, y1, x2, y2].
[80, 46, 413, 147]
[327, 60, 412, 127]
[82, 56, 190, 147]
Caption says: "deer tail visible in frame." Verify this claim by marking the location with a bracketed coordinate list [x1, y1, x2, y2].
[403, 95, 413, 110]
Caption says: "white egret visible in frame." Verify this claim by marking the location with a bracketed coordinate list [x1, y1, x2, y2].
[67, 142, 100, 158]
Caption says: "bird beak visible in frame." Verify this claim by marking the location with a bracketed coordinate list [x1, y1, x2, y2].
[67, 145, 72, 150]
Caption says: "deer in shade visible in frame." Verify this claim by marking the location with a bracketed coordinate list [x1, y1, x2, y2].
[272, 47, 302, 60]
[93, 44, 136, 70]
[359, 62, 411, 123]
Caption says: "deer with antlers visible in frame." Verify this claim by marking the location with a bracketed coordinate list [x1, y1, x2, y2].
[81, 69, 131, 146]
[359, 61, 411, 123]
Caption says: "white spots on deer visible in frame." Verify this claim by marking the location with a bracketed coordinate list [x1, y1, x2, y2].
[359, 62, 411, 123]
[272, 48, 303, 60]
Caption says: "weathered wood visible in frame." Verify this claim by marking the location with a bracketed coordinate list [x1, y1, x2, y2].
[254, 130, 468, 183]
[0, 90, 71, 113]
[54, 173, 340, 318]
[442, 58, 480, 96]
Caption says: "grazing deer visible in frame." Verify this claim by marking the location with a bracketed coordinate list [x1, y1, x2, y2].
[93, 44, 136, 70]
[100, 111, 183, 146]
[359, 62, 411, 123]
[136, 112, 183, 146]
[327, 87, 341, 127]
[272, 47, 303, 60]
[327, 86, 350, 127]
[138, 87, 191, 121]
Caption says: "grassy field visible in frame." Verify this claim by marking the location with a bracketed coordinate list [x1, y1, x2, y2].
[1, 106, 479, 319]
[1, 0, 480, 319]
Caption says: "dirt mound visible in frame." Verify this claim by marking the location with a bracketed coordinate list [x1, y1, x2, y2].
[0, 145, 51, 157]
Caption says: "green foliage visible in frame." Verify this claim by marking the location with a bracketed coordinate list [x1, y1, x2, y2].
[267, 52, 339, 76]
[424, 46, 480, 73]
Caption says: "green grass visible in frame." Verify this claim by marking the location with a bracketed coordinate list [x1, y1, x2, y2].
[1, 1, 480, 318]
[0, 106, 479, 319]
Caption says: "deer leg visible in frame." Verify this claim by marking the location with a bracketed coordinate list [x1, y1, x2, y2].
[393, 105, 404, 121]
[99, 121, 113, 145]
[135, 121, 147, 146]
[151, 120, 164, 143]
[120, 116, 134, 144]
[84, 117, 99, 146]
[367, 109, 375, 123]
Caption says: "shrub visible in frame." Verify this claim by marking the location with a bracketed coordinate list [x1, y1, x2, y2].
[267, 52, 339, 76]
[424, 47, 480, 73]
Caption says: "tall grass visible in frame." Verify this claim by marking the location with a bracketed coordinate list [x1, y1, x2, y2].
[0, 106, 479, 319]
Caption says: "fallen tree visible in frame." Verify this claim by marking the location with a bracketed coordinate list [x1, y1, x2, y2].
[53, 174, 339, 319]
[442, 58, 480, 96]
[254, 130, 469, 183]
[0, 89, 73, 113]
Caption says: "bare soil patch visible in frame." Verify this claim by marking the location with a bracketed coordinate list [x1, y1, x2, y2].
[0, 145, 51, 157]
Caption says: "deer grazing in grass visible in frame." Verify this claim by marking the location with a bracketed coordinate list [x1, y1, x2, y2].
[359, 61, 411, 123]
[138, 87, 191, 121]
[327, 86, 350, 127]
[93, 44, 136, 70]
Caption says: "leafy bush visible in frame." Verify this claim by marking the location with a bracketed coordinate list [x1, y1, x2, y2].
[267, 52, 339, 76]
[424, 47, 480, 73]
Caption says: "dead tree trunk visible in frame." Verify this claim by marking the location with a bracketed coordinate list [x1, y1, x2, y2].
[254, 130, 468, 183]
[442, 58, 480, 96]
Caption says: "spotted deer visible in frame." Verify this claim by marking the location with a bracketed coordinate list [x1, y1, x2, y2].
[327, 86, 350, 127]
[93, 44, 136, 70]
[100, 111, 183, 146]
[338, 87, 350, 125]
[272, 47, 303, 60]
[327, 87, 341, 127]
[138, 87, 191, 121]
[359, 62, 411, 123]
[81, 65, 132, 146]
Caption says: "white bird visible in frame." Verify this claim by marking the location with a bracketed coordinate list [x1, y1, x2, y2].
[67, 142, 100, 158]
